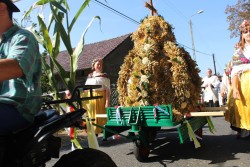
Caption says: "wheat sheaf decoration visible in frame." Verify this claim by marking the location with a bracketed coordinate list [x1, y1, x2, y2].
[117, 15, 201, 122]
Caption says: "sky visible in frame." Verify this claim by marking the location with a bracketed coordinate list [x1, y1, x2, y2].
[14, 0, 238, 77]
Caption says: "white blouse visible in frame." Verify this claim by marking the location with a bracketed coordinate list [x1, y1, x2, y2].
[85, 72, 110, 91]
[231, 45, 250, 77]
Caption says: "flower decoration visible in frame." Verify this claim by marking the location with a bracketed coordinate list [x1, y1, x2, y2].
[240, 57, 249, 63]
[140, 75, 149, 83]
[240, 20, 250, 31]
[143, 44, 152, 52]
[142, 57, 150, 65]
[232, 48, 250, 65]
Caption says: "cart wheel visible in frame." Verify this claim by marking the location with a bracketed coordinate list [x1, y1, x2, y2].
[133, 140, 150, 162]
[146, 127, 158, 143]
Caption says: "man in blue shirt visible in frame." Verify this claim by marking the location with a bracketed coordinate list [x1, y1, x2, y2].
[0, 0, 42, 134]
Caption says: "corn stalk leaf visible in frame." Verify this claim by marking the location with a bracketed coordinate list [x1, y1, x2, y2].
[52, 12, 63, 57]
[37, 15, 53, 55]
[50, 0, 67, 13]
[36, 0, 50, 5]
[38, 13, 73, 92]
[71, 16, 101, 84]
[50, 3, 73, 55]
[41, 55, 58, 93]
[69, 0, 91, 33]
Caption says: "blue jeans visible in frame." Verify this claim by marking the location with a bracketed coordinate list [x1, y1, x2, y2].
[0, 103, 31, 135]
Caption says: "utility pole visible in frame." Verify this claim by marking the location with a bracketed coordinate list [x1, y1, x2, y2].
[212, 53, 217, 75]
[189, 19, 195, 60]
[189, 10, 204, 61]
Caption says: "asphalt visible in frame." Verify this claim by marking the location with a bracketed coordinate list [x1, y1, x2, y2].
[47, 116, 250, 167]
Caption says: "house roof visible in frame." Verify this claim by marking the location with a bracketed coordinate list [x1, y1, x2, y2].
[56, 33, 131, 72]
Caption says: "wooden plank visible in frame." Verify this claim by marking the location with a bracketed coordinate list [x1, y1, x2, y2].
[190, 111, 225, 117]
[96, 114, 107, 118]
[200, 107, 227, 111]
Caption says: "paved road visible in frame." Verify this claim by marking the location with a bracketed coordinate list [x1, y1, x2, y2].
[47, 117, 250, 167]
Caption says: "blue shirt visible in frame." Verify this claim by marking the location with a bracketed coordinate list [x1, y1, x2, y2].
[0, 24, 42, 123]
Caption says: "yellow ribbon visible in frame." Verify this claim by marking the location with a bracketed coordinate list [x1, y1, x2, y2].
[85, 117, 99, 149]
[184, 120, 201, 148]
[85, 104, 99, 149]
[206, 116, 216, 133]
[70, 137, 82, 149]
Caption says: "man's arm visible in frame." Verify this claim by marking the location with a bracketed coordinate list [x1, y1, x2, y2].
[211, 76, 220, 88]
[0, 58, 23, 82]
[201, 77, 208, 87]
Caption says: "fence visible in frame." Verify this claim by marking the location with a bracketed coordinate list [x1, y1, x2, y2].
[110, 84, 119, 107]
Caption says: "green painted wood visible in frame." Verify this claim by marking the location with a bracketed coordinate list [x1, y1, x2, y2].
[177, 117, 207, 144]
[105, 105, 174, 127]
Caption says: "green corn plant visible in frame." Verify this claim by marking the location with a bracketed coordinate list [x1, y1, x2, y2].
[22, 1, 103, 149]
[23, 0, 100, 102]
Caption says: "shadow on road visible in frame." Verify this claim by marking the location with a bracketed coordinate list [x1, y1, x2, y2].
[98, 128, 250, 166]
[147, 131, 250, 165]
[56, 117, 250, 167]
[99, 136, 132, 147]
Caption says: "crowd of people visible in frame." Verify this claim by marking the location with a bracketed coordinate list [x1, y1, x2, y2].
[201, 20, 250, 139]
[1, 0, 250, 147]
[80, 20, 250, 141]
[201, 68, 230, 107]
[4, 0, 250, 166]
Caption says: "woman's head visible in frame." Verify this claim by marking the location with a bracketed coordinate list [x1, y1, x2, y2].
[92, 58, 103, 72]
[239, 20, 250, 50]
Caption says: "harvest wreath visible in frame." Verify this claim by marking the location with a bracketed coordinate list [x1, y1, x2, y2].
[117, 16, 202, 122]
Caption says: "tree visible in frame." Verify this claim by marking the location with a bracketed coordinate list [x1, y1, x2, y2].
[225, 0, 250, 38]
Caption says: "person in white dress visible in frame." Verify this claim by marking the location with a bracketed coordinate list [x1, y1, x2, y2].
[201, 68, 220, 107]
[217, 75, 224, 106]
[84, 58, 110, 135]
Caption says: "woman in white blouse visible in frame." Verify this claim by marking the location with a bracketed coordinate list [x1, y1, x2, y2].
[84, 58, 110, 135]
[226, 20, 250, 139]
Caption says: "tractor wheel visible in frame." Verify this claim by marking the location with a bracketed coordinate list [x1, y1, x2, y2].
[53, 148, 117, 167]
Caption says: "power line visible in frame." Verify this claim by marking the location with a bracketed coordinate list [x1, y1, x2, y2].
[159, 0, 188, 21]
[177, 42, 212, 56]
[93, 0, 140, 24]
[93, 0, 211, 57]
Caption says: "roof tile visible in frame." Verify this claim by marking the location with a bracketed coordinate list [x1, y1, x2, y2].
[56, 33, 131, 71]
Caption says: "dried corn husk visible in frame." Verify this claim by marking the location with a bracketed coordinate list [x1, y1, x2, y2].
[117, 16, 201, 122]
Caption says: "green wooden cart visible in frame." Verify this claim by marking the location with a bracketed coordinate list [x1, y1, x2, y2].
[102, 105, 209, 162]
